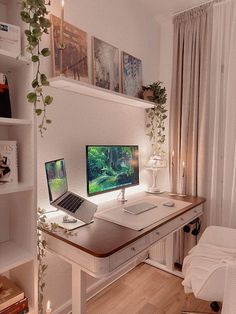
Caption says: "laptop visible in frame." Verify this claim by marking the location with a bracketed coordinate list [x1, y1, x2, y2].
[45, 158, 97, 225]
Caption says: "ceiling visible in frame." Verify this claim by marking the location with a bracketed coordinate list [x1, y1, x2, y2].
[138, 0, 208, 17]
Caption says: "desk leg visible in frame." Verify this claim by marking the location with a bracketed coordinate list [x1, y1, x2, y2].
[166, 233, 174, 271]
[72, 264, 86, 314]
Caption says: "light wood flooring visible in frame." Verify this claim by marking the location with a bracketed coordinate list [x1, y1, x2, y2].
[87, 263, 217, 314]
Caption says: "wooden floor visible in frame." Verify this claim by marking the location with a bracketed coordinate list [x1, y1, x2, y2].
[87, 263, 217, 314]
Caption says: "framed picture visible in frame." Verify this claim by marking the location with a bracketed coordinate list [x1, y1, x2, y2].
[50, 14, 89, 82]
[92, 37, 119, 92]
[121, 52, 142, 98]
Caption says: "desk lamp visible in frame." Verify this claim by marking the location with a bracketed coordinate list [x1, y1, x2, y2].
[146, 155, 167, 193]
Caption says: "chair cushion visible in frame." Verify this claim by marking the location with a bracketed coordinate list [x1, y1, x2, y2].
[182, 242, 236, 301]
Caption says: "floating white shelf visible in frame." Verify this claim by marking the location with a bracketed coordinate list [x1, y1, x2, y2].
[0, 183, 33, 195]
[0, 241, 33, 273]
[49, 76, 154, 109]
[0, 117, 32, 126]
[0, 49, 30, 73]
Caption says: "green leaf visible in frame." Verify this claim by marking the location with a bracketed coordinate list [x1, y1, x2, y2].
[44, 95, 53, 105]
[46, 119, 52, 124]
[35, 109, 43, 116]
[20, 11, 30, 23]
[39, 17, 51, 28]
[32, 79, 39, 88]
[27, 92, 37, 103]
[42, 80, 49, 86]
[41, 48, 50, 57]
[25, 29, 31, 36]
[40, 74, 47, 83]
[31, 55, 39, 62]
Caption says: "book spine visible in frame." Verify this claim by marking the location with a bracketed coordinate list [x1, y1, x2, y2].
[0, 298, 28, 314]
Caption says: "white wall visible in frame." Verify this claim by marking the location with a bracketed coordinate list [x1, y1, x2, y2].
[37, 1, 164, 312]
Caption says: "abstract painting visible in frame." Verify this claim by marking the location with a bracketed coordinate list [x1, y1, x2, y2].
[51, 14, 89, 82]
[92, 37, 119, 92]
[121, 52, 142, 98]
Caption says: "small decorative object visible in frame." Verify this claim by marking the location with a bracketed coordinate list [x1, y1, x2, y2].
[46, 300, 52, 314]
[51, 14, 89, 82]
[20, 0, 53, 136]
[179, 161, 187, 197]
[146, 155, 167, 193]
[92, 37, 119, 92]
[121, 52, 142, 98]
[0, 74, 11, 118]
[168, 150, 177, 196]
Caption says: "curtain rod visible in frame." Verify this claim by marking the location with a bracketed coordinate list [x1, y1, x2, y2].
[173, 0, 213, 16]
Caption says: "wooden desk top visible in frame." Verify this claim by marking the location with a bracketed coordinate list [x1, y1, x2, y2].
[42, 193, 205, 258]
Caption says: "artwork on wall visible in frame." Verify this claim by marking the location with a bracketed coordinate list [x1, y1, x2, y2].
[92, 37, 120, 92]
[121, 52, 142, 98]
[50, 14, 89, 82]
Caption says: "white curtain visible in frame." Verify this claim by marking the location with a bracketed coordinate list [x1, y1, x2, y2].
[206, 0, 236, 227]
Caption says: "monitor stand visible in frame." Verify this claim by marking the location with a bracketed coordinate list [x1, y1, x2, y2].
[117, 188, 127, 204]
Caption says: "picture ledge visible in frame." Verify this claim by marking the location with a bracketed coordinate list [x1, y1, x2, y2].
[49, 76, 154, 109]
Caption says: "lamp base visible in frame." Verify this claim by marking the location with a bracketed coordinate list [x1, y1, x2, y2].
[146, 187, 164, 194]
[178, 194, 187, 198]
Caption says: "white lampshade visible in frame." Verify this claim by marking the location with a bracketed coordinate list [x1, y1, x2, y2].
[146, 155, 167, 169]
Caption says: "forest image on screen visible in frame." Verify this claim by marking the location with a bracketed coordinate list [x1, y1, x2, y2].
[46, 159, 67, 202]
[87, 146, 139, 195]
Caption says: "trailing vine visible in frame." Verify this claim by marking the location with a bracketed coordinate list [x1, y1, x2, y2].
[143, 82, 168, 156]
[37, 208, 77, 313]
[20, 0, 53, 136]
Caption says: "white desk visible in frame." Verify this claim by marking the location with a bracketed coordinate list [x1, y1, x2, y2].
[42, 193, 205, 314]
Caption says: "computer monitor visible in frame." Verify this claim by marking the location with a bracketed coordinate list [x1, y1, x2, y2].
[86, 145, 139, 197]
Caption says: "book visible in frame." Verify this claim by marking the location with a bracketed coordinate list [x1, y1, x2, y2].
[0, 141, 18, 185]
[0, 276, 24, 311]
[0, 297, 28, 314]
[0, 73, 12, 118]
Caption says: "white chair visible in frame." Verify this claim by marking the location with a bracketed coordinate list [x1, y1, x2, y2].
[182, 225, 236, 313]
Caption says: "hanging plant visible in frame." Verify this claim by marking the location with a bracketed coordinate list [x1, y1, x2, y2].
[20, 0, 53, 136]
[37, 207, 77, 313]
[143, 82, 168, 156]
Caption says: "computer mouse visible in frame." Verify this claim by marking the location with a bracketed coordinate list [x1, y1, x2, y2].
[162, 201, 175, 207]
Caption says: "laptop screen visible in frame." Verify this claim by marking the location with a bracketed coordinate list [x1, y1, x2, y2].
[45, 158, 68, 202]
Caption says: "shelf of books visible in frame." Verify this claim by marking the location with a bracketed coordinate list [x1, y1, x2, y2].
[0, 1, 37, 313]
[49, 76, 155, 109]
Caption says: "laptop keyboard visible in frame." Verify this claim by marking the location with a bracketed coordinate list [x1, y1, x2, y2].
[58, 194, 84, 213]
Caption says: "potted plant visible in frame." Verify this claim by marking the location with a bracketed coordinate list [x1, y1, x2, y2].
[143, 82, 168, 157]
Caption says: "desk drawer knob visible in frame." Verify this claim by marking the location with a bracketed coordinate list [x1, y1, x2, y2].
[155, 231, 160, 236]
[194, 210, 198, 214]
[131, 247, 136, 252]
[180, 217, 185, 221]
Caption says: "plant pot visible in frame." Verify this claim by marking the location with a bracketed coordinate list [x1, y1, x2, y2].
[142, 89, 154, 102]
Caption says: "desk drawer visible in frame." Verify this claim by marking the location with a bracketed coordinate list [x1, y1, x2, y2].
[150, 205, 203, 243]
[109, 236, 148, 271]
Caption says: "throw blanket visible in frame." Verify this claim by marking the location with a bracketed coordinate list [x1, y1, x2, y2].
[182, 242, 236, 313]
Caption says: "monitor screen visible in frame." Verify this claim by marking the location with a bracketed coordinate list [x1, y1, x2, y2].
[86, 145, 139, 196]
[45, 158, 68, 202]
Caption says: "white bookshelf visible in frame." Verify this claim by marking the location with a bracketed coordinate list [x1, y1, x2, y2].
[49, 76, 154, 109]
[0, 117, 32, 126]
[0, 49, 30, 73]
[0, 183, 33, 195]
[0, 1, 37, 312]
[0, 241, 33, 273]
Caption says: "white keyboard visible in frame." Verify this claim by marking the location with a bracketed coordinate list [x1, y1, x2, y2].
[123, 202, 156, 215]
